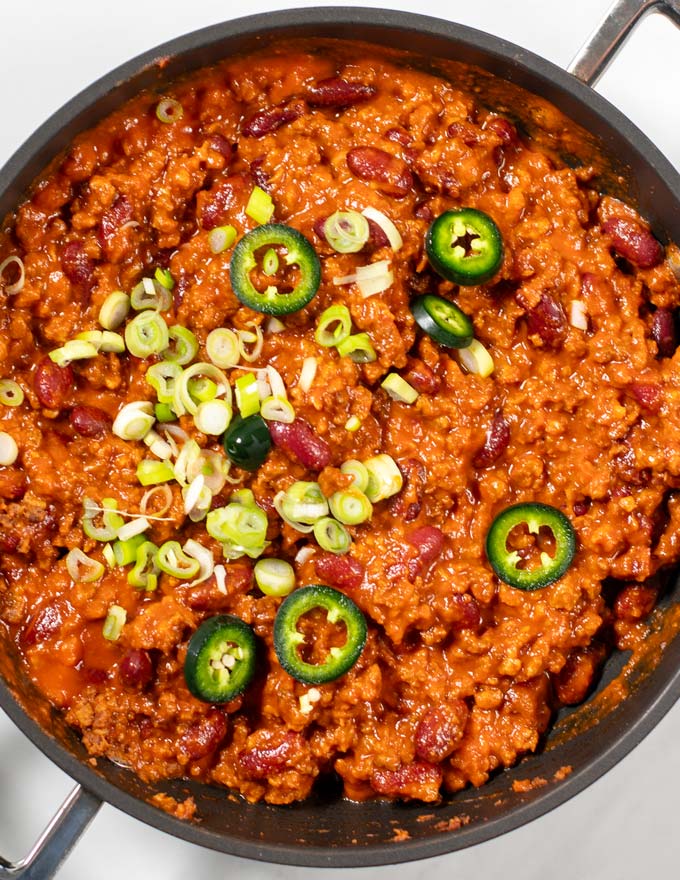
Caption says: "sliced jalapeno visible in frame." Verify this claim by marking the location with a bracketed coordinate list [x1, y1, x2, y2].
[273, 585, 367, 684]
[410, 294, 474, 349]
[426, 208, 503, 286]
[485, 502, 576, 591]
[230, 224, 321, 315]
[184, 614, 257, 703]
[222, 413, 271, 471]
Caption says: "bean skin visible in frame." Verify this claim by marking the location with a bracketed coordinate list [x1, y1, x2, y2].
[34, 357, 73, 411]
[473, 412, 510, 468]
[241, 101, 304, 138]
[268, 418, 331, 471]
[485, 116, 520, 147]
[414, 701, 469, 763]
[629, 383, 662, 414]
[179, 711, 228, 761]
[239, 732, 301, 778]
[314, 553, 364, 590]
[307, 77, 376, 108]
[21, 603, 63, 647]
[119, 649, 153, 688]
[346, 147, 414, 199]
[61, 240, 95, 288]
[370, 761, 443, 800]
[69, 405, 111, 437]
[402, 358, 440, 395]
[526, 294, 568, 348]
[602, 217, 664, 268]
[198, 172, 251, 230]
[98, 194, 133, 253]
[389, 458, 426, 524]
[651, 308, 676, 358]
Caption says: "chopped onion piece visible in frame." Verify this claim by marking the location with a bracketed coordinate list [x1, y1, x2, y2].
[298, 357, 318, 393]
[569, 300, 589, 331]
[208, 225, 237, 255]
[0, 255, 25, 295]
[361, 206, 403, 250]
[112, 401, 155, 441]
[214, 564, 227, 594]
[66, 548, 105, 583]
[140, 484, 173, 517]
[357, 269, 393, 298]
[265, 316, 285, 334]
[299, 687, 322, 715]
[457, 339, 495, 378]
[0, 432, 18, 466]
[295, 546, 316, 565]
[117, 517, 151, 542]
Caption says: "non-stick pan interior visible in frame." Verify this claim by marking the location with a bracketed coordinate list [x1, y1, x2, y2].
[2, 8, 680, 867]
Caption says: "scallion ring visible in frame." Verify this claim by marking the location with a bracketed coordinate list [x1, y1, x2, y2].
[48, 340, 98, 367]
[174, 363, 230, 417]
[254, 558, 296, 597]
[340, 459, 370, 493]
[156, 97, 184, 124]
[245, 186, 275, 225]
[313, 517, 352, 554]
[260, 396, 295, 424]
[154, 267, 174, 290]
[66, 548, 105, 583]
[280, 481, 329, 525]
[314, 304, 352, 347]
[206, 328, 240, 368]
[262, 248, 279, 276]
[208, 225, 237, 255]
[146, 361, 182, 405]
[112, 401, 155, 441]
[194, 399, 233, 435]
[140, 484, 173, 518]
[157, 540, 201, 579]
[0, 255, 25, 295]
[0, 380, 24, 407]
[336, 332, 377, 363]
[162, 325, 199, 366]
[235, 373, 261, 418]
[125, 311, 169, 359]
[323, 211, 370, 254]
[98, 291, 130, 330]
[206, 501, 268, 551]
[364, 454, 403, 503]
[329, 487, 373, 525]
[127, 541, 160, 591]
[380, 373, 419, 404]
[237, 323, 264, 363]
[457, 339, 495, 378]
[82, 497, 125, 542]
[113, 534, 147, 566]
[102, 605, 126, 641]
[136, 459, 175, 486]
[0, 432, 19, 466]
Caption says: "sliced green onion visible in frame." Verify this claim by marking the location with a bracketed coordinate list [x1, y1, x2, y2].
[246, 186, 275, 225]
[344, 415, 362, 432]
[273, 491, 313, 534]
[75, 330, 125, 353]
[173, 438, 202, 486]
[48, 340, 98, 367]
[336, 332, 377, 363]
[112, 401, 155, 441]
[340, 459, 369, 492]
[156, 97, 183, 124]
[364, 454, 403, 503]
[174, 363, 230, 417]
[163, 325, 199, 365]
[102, 605, 126, 641]
[381, 373, 419, 404]
[125, 311, 169, 358]
[194, 399, 232, 435]
[188, 377, 218, 403]
[237, 323, 264, 363]
[333, 259, 393, 298]
[154, 402, 176, 423]
[82, 497, 125, 542]
[66, 548, 105, 583]
[127, 541, 160, 591]
[265, 316, 285, 334]
[298, 357, 318, 393]
[157, 540, 201, 579]
[361, 206, 403, 251]
[0, 432, 18, 466]
[232, 487, 256, 506]
[197, 450, 231, 494]
[144, 430, 174, 460]
[254, 558, 296, 597]
[457, 338, 495, 378]
[183, 539, 216, 586]
[0, 255, 25, 295]
[280, 481, 329, 525]
[206, 328, 240, 368]
[262, 248, 279, 276]
[324, 211, 370, 254]
[130, 277, 172, 312]
[140, 484, 173, 518]
[208, 225, 237, 255]
[0, 379, 24, 407]
[313, 517, 351, 554]
[154, 267, 175, 290]
[260, 396, 295, 424]
[207, 501, 268, 553]
[183, 475, 213, 521]
[235, 373, 261, 418]
[146, 361, 182, 405]
[266, 366, 287, 400]
[102, 543, 116, 568]
[315, 304, 352, 347]
[136, 459, 175, 486]
[329, 487, 373, 525]
[98, 291, 130, 330]
[112, 533, 147, 566]
[117, 517, 151, 542]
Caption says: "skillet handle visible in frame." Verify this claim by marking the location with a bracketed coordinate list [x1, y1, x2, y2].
[0, 784, 100, 880]
[568, 0, 680, 86]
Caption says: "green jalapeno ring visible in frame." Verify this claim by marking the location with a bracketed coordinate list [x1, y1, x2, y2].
[426, 208, 503, 286]
[273, 584, 367, 684]
[485, 502, 576, 591]
[184, 614, 257, 703]
[230, 224, 321, 315]
[410, 293, 474, 349]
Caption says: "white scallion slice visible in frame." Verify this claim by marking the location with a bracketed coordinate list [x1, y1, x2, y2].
[194, 399, 232, 435]
[206, 328, 240, 368]
[298, 357, 318, 393]
[98, 291, 130, 330]
[117, 517, 151, 542]
[183, 474, 206, 516]
[380, 373, 419, 404]
[457, 339, 495, 378]
[66, 548, 105, 583]
[0, 432, 19, 466]
[174, 362, 231, 417]
[363, 454, 403, 503]
[253, 558, 296, 597]
[569, 300, 589, 331]
[112, 401, 155, 441]
[102, 605, 127, 641]
[208, 225, 237, 255]
[323, 211, 370, 254]
[183, 539, 216, 587]
[174, 439, 202, 486]
[265, 316, 285, 334]
[344, 415, 362, 432]
[48, 340, 98, 367]
[213, 564, 227, 594]
[237, 323, 264, 363]
[0, 380, 24, 408]
[235, 373, 261, 418]
[266, 366, 287, 400]
[260, 396, 295, 424]
[140, 484, 173, 518]
[0, 255, 25, 295]
[361, 206, 403, 250]
[143, 430, 173, 461]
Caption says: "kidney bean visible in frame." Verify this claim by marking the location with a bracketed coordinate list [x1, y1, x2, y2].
[239, 732, 301, 778]
[414, 201, 434, 222]
[389, 458, 426, 524]
[0, 533, 19, 553]
[485, 116, 520, 147]
[573, 497, 591, 517]
[307, 77, 376, 108]
[403, 358, 440, 394]
[98, 194, 133, 252]
[61, 240, 95, 288]
[414, 700, 469, 763]
[119, 649, 153, 688]
[198, 173, 251, 230]
[554, 645, 605, 705]
[82, 667, 109, 685]
[446, 121, 479, 147]
[269, 418, 331, 471]
[613, 583, 658, 622]
[602, 217, 664, 269]
[366, 218, 390, 251]
[473, 411, 510, 469]
[314, 553, 365, 590]
[651, 308, 676, 358]
[370, 761, 443, 800]
[346, 147, 413, 199]
[69, 405, 111, 437]
[179, 711, 228, 761]
[526, 293, 568, 348]
[408, 526, 444, 570]
[629, 383, 662, 414]
[449, 593, 482, 631]
[385, 127, 412, 147]
[0, 468, 28, 501]
[21, 603, 63, 647]
[241, 101, 305, 138]
[34, 357, 73, 410]
[204, 133, 234, 159]
[249, 156, 270, 192]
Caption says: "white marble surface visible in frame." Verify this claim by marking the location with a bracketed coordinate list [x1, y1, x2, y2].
[1, 1, 680, 877]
